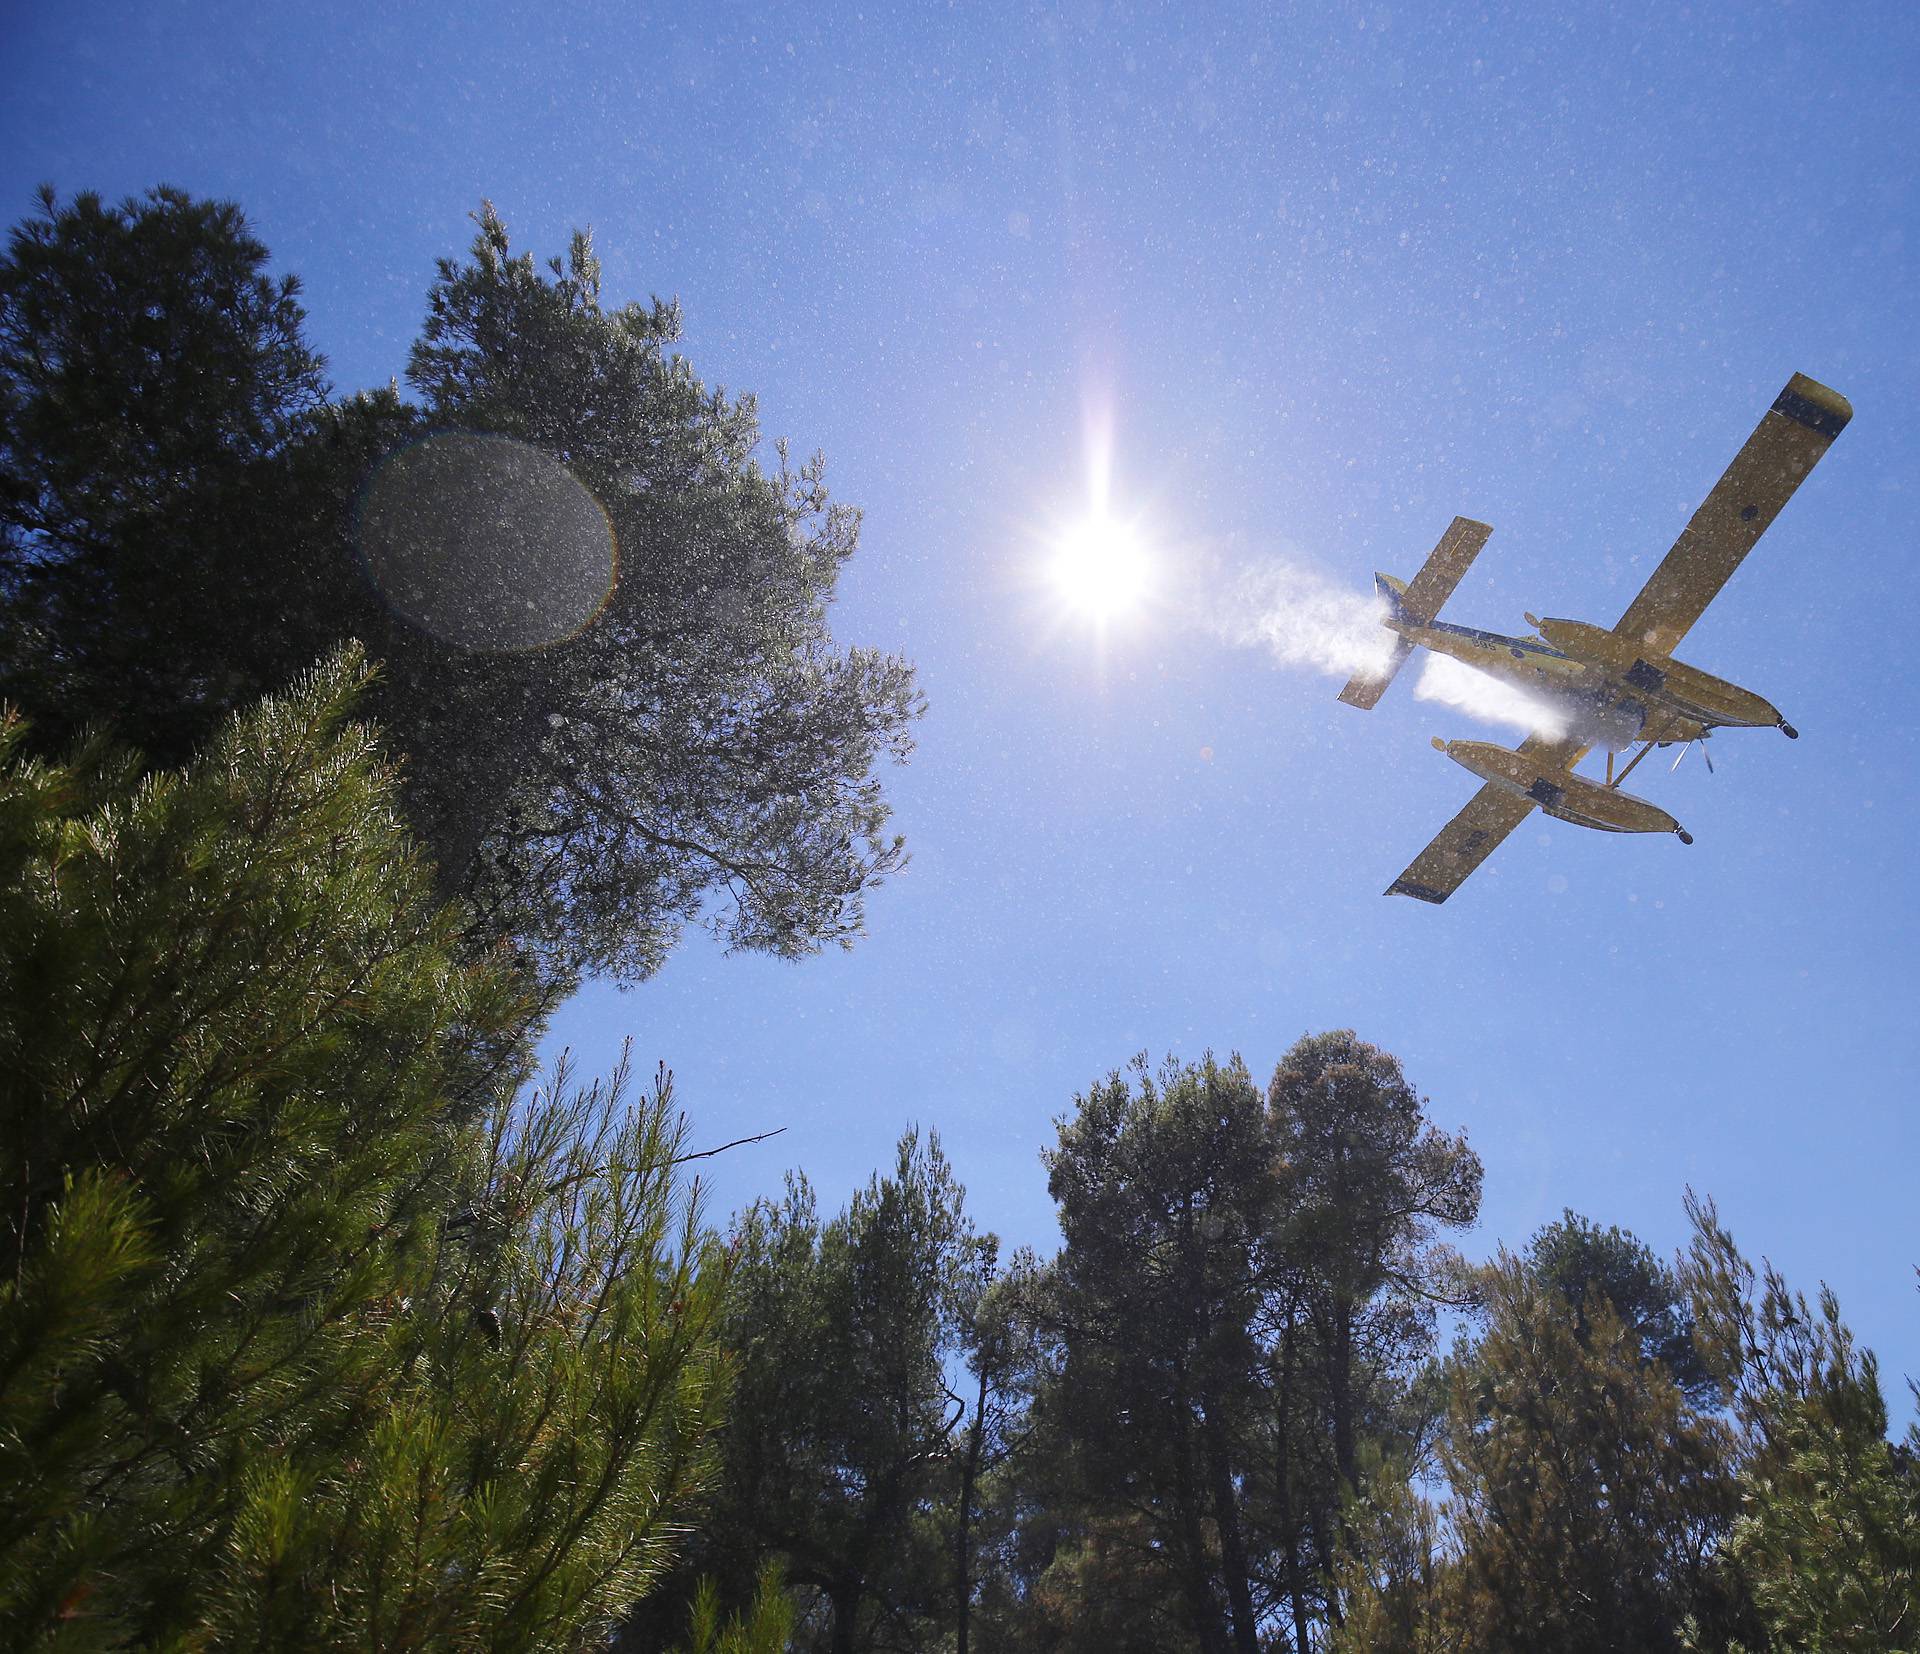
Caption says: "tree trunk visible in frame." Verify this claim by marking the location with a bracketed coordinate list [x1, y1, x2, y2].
[1286, 1527, 1314, 1654]
[1203, 1402, 1261, 1654]
[1172, 1401, 1229, 1654]
[954, 1366, 989, 1654]
[828, 1582, 861, 1654]
[1327, 1298, 1356, 1636]
[1330, 1299, 1356, 1490]
[1275, 1320, 1315, 1654]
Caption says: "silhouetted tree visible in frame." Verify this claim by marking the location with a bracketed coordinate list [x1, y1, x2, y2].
[629, 1131, 993, 1654]
[1433, 1250, 1739, 1652]
[1005, 1038, 1481, 1654]
[0, 185, 328, 752]
[0, 188, 921, 986]
[1526, 1208, 1714, 1398]
[1032, 1053, 1278, 1654]
[1263, 1031, 1482, 1646]
[1336, 1208, 1757, 1654]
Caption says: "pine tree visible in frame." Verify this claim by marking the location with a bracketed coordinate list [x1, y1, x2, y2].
[996, 1038, 1481, 1654]
[1525, 1209, 1715, 1399]
[0, 653, 735, 1648]
[1328, 1468, 1474, 1654]
[668, 1567, 796, 1654]
[1264, 1031, 1482, 1649]
[0, 185, 329, 754]
[1335, 1201, 1920, 1654]
[1431, 1251, 1739, 1653]
[1680, 1195, 1920, 1651]
[626, 1129, 993, 1654]
[1033, 1053, 1280, 1654]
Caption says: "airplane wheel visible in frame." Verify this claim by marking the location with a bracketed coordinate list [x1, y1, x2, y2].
[1676, 829, 1694, 845]
[1780, 722, 1799, 739]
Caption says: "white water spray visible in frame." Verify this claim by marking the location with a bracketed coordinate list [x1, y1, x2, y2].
[1217, 558, 1398, 680]
[1413, 654, 1568, 740]
[1211, 554, 1567, 740]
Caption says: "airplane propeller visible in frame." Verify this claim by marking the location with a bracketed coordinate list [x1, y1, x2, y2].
[1670, 735, 1714, 775]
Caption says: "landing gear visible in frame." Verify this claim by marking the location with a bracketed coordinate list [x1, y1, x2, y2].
[1676, 828, 1694, 845]
[1601, 711, 1691, 792]
[1779, 720, 1799, 739]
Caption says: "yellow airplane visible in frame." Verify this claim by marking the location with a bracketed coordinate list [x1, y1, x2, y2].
[1340, 372, 1851, 903]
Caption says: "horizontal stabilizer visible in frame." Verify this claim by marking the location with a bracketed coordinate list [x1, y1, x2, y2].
[1336, 518, 1490, 711]
[1339, 636, 1415, 709]
[1401, 516, 1492, 625]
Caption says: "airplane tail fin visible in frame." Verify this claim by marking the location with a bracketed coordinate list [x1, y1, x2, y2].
[1338, 517, 1492, 711]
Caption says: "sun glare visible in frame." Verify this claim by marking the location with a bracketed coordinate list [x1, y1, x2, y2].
[1049, 512, 1150, 621]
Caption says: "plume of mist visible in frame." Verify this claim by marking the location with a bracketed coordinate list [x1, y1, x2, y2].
[1206, 552, 1566, 740]
[1414, 654, 1568, 739]
[1215, 558, 1398, 680]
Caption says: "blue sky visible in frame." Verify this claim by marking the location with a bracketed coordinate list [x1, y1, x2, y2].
[6, 1, 1916, 1385]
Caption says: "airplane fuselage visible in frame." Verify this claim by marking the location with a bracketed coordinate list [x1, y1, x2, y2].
[1386, 613, 1762, 754]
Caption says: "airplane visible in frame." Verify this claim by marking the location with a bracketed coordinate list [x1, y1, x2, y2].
[1338, 372, 1851, 904]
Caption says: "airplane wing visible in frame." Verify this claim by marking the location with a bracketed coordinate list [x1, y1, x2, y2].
[1613, 373, 1851, 659]
[1387, 732, 1588, 904]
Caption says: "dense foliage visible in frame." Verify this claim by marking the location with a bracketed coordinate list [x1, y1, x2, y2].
[0, 657, 735, 1648]
[988, 1038, 1481, 1654]
[0, 187, 921, 987]
[1331, 1204, 1919, 1654]
[0, 185, 329, 755]
[629, 1042, 1915, 1654]
[627, 1132, 996, 1654]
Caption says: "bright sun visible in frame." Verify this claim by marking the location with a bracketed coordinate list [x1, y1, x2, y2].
[1048, 512, 1150, 620]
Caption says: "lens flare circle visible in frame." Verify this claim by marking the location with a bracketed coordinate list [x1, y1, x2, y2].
[357, 432, 616, 652]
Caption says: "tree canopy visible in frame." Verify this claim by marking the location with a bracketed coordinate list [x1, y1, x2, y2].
[626, 1130, 994, 1654]
[0, 188, 921, 986]
[0, 185, 328, 752]
[985, 1038, 1482, 1654]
